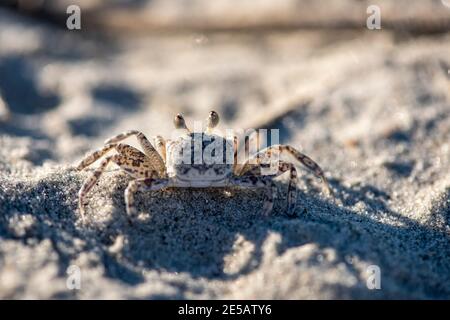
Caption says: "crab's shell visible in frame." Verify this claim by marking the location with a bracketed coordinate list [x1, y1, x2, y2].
[165, 133, 234, 187]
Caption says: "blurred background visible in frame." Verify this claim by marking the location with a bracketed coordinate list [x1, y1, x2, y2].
[0, 0, 449, 164]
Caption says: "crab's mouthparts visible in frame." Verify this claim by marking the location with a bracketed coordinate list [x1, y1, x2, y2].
[173, 177, 229, 188]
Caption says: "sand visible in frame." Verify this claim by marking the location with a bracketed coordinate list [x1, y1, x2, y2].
[0, 2, 449, 299]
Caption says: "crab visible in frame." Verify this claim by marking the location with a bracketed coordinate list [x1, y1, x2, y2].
[76, 111, 331, 220]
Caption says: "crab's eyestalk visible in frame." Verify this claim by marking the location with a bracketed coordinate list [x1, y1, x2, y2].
[205, 110, 219, 133]
[174, 113, 190, 132]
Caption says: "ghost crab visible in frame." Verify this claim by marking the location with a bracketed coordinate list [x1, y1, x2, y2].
[76, 111, 331, 220]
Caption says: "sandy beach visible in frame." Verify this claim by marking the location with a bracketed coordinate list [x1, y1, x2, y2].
[0, 1, 449, 299]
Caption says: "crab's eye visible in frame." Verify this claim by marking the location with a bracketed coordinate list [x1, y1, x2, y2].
[207, 110, 219, 128]
[174, 114, 186, 129]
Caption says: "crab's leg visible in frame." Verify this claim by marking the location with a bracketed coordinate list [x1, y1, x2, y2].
[104, 130, 166, 175]
[78, 145, 159, 219]
[153, 135, 166, 162]
[244, 130, 260, 156]
[233, 130, 260, 174]
[239, 144, 331, 195]
[230, 175, 277, 216]
[114, 144, 163, 178]
[241, 161, 298, 215]
[78, 154, 119, 219]
[280, 162, 299, 215]
[233, 135, 240, 173]
[75, 143, 117, 170]
[125, 177, 170, 217]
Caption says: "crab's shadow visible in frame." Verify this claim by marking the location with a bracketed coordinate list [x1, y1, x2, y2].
[92, 174, 450, 298]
